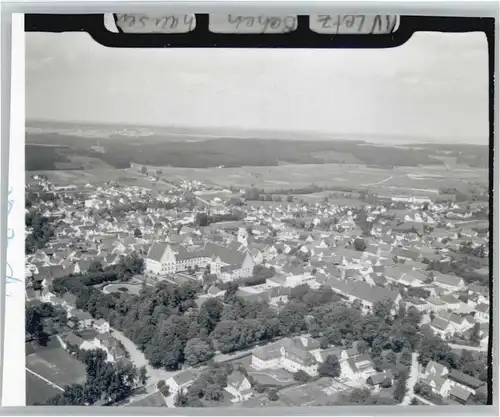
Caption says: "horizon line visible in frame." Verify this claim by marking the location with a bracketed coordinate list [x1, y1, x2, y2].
[26, 118, 489, 146]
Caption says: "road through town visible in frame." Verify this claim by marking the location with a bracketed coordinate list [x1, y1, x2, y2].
[111, 326, 254, 406]
[401, 352, 420, 406]
[448, 343, 487, 352]
[110, 328, 177, 382]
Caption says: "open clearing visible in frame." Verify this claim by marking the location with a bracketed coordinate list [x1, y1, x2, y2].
[26, 370, 61, 405]
[248, 368, 295, 386]
[26, 347, 87, 388]
[278, 377, 344, 406]
[27, 163, 487, 195]
[103, 283, 142, 296]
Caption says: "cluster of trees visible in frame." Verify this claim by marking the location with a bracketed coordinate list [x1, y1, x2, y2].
[426, 257, 489, 286]
[308, 299, 421, 382]
[25, 210, 56, 254]
[52, 271, 346, 371]
[30, 132, 488, 172]
[175, 363, 233, 407]
[459, 242, 487, 259]
[353, 238, 367, 252]
[283, 218, 312, 231]
[93, 200, 176, 219]
[26, 190, 57, 206]
[243, 188, 292, 203]
[53, 254, 144, 292]
[26, 302, 67, 344]
[413, 381, 447, 405]
[405, 286, 431, 300]
[354, 211, 375, 237]
[240, 265, 276, 287]
[418, 328, 488, 382]
[50, 263, 487, 389]
[44, 349, 144, 405]
[195, 211, 245, 227]
[26, 143, 71, 170]
[318, 354, 341, 378]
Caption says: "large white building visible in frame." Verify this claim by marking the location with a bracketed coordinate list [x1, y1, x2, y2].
[145, 241, 254, 282]
[251, 336, 322, 376]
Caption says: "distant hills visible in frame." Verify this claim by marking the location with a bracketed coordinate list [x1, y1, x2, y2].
[25, 120, 490, 171]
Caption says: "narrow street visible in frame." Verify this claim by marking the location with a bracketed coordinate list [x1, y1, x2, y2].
[400, 352, 420, 406]
[448, 343, 487, 352]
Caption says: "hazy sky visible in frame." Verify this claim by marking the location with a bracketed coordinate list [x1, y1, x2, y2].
[26, 31, 489, 143]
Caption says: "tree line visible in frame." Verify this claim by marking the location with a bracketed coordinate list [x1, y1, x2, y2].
[25, 209, 56, 254]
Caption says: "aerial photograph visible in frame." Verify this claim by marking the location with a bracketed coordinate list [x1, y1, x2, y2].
[24, 29, 491, 407]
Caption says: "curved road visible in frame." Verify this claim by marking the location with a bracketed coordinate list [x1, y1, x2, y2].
[110, 327, 254, 406]
[110, 327, 177, 382]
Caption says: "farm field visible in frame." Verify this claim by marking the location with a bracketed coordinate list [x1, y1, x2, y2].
[26, 370, 61, 405]
[26, 347, 87, 389]
[142, 163, 486, 192]
[27, 162, 487, 198]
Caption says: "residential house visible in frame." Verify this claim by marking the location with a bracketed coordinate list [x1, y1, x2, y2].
[93, 318, 110, 334]
[58, 332, 85, 350]
[95, 334, 127, 362]
[61, 293, 77, 310]
[166, 370, 198, 395]
[342, 353, 377, 381]
[250, 247, 264, 265]
[69, 309, 93, 329]
[40, 288, 55, 303]
[224, 371, 253, 403]
[425, 360, 449, 378]
[73, 260, 93, 275]
[426, 296, 449, 312]
[385, 265, 427, 287]
[366, 370, 394, 390]
[433, 273, 465, 292]
[406, 297, 430, 312]
[440, 294, 462, 311]
[425, 374, 452, 398]
[281, 273, 318, 288]
[449, 385, 473, 405]
[475, 303, 490, 323]
[326, 278, 401, 314]
[75, 333, 127, 362]
[33, 265, 67, 289]
[431, 316, 454, 339]
[434, 311, 475, 337]
[448, 370, 486, 396]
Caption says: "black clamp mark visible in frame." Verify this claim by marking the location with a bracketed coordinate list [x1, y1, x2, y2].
[24, 14, 494, 49]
